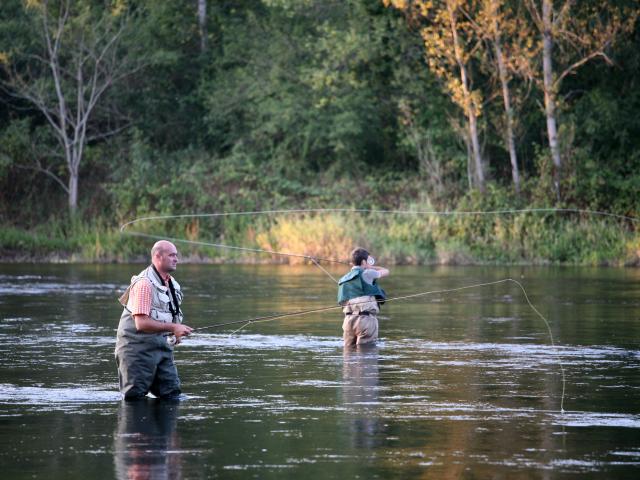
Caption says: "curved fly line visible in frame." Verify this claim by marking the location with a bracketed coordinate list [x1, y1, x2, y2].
[120, 207, 638, 413]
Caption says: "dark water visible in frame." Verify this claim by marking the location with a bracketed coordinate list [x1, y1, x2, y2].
[1, 263, 639, 479]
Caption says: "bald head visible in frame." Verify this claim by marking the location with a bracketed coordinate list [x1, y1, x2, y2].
[151, 240, 175, 258]
[151, 240, 179, 274]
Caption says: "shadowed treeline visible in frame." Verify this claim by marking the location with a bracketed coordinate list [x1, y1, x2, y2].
[0, 1, 638, 264]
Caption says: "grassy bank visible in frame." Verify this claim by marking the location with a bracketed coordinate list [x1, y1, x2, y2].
[2, 202, 638, 266]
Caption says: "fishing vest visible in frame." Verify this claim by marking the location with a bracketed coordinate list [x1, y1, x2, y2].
[115, 266, 183, 348]
[337, 267, 386, 305]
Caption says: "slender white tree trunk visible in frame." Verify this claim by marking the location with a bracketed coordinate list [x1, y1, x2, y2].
[198, 0, 207, 53]
[542, 0, 562, 201]
[467, 107, 485, 189]
[493, 28, 520, 193]
[449, 1, 485, 191]
[68, 167, 78, 213]
[465, 135, 474, 189]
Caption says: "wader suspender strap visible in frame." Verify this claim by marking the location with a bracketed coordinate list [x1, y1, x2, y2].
[152, 265, 181, 320]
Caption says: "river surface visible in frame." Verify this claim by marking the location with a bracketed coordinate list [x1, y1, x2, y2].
[0, 263, 639, 479]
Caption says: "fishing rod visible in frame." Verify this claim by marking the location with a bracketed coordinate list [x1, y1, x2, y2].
[190, 277, 566, 412]
[194, 278, 525, 330]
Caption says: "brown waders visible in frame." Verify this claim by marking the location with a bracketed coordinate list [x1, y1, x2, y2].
[342, 295, 380, 346]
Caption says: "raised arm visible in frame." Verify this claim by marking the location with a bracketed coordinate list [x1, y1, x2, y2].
[369, 265, 390, 278]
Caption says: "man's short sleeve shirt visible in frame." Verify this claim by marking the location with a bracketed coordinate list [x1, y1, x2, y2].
[361, 268, 382, 285]
[129, 278, 152, 316]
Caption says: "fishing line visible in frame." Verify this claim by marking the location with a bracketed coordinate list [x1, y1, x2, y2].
[120, 231, 348, 283]
[192, 278, 566, 412]
[119, 207, 631, 413]
[121, 230, 350, 265]
[120, 207, 637, 283]
[309, 257, 339, 283]
[228, 321, 253, 337]
[120, 207, 640, 231]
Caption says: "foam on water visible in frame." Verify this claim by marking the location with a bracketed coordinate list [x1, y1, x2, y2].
[609, 450, 640, 457]
[179, 333, 640, 364]
[0, 276, 124, 296]
[185, 333, 343, 351]
[553, 411, 640, 428]
[389, 339, 637, 357]
[0, 383, 122, 405]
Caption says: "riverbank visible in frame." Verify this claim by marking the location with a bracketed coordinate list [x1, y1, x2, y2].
[3, 208, 638, 266]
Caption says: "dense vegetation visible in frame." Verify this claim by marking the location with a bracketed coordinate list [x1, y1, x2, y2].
[0, 0, 638, 265]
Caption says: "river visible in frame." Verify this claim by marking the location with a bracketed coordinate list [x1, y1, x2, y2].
[0, 263, 639, 479]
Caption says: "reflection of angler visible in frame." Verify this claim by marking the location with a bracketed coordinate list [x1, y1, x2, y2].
[114, 400, 182, 480]
[342, 346, 384, 449]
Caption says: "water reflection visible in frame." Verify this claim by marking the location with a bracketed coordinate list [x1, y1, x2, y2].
[113, 400, 183, 480]
[341, 345, 385, 449]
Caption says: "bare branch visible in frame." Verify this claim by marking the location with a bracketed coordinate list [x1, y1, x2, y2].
[555, 50, 612, 86]
[526, 0, 544, 31]
[553, 0, 574, 29]
[85, 122, 132, 143]
[1, 72, 67, 141]
[14, 162, 69, 194]
[42, 1, 72, 158]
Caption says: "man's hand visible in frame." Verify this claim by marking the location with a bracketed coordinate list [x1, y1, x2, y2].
[172, 323, 193, 339]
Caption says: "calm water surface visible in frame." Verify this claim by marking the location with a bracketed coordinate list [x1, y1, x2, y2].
[0, 263, 639, 479]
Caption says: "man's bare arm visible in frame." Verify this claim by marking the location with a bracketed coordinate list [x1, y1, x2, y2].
[134, 315, 193, 337]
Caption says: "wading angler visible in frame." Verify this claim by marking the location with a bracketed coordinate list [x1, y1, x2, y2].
[115, 240, 193, 400]
[338, 247, 389, 347]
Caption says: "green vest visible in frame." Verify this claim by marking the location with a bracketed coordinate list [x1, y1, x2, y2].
[337, 267, 386, 305]
[115, 266, 183, 351]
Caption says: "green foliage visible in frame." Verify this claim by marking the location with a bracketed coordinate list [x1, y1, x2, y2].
[0, 0, 638, 265]
[0, 225, 74, 256]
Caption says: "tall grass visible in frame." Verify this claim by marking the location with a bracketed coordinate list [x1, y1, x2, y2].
[2, 199, 638, 266]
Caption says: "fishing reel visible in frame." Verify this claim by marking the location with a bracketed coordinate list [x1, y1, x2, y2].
[367, 255, 375, 266]
[166, 334, 177, 347]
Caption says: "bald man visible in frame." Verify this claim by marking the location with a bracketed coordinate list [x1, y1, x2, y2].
[115, 241, 193, 400]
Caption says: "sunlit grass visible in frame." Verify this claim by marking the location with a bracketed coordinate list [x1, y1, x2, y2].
[1, 198, 637, 266]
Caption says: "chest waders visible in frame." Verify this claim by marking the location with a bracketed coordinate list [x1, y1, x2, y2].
[337, 267, 386, 307]
[337, 267, 387, 346]
[115, 266, 185, 400]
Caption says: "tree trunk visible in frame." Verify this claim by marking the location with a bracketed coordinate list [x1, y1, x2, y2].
[448, 1, 484, 191]
[493, 23, 520, 194]
[68, 168, 78, 214]
[198, 0, 207, 53]
[542, 0, 562, 201]
[467, 107, 485, 189]
[465, 134, 474, 189]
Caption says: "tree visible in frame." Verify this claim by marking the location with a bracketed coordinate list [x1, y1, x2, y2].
[0, 0, 143, 214]
[197, 0, 207, 53]
[475, 0, 533, 194]
[524, 0, 638, 201]
[385, 0, 486, 191]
